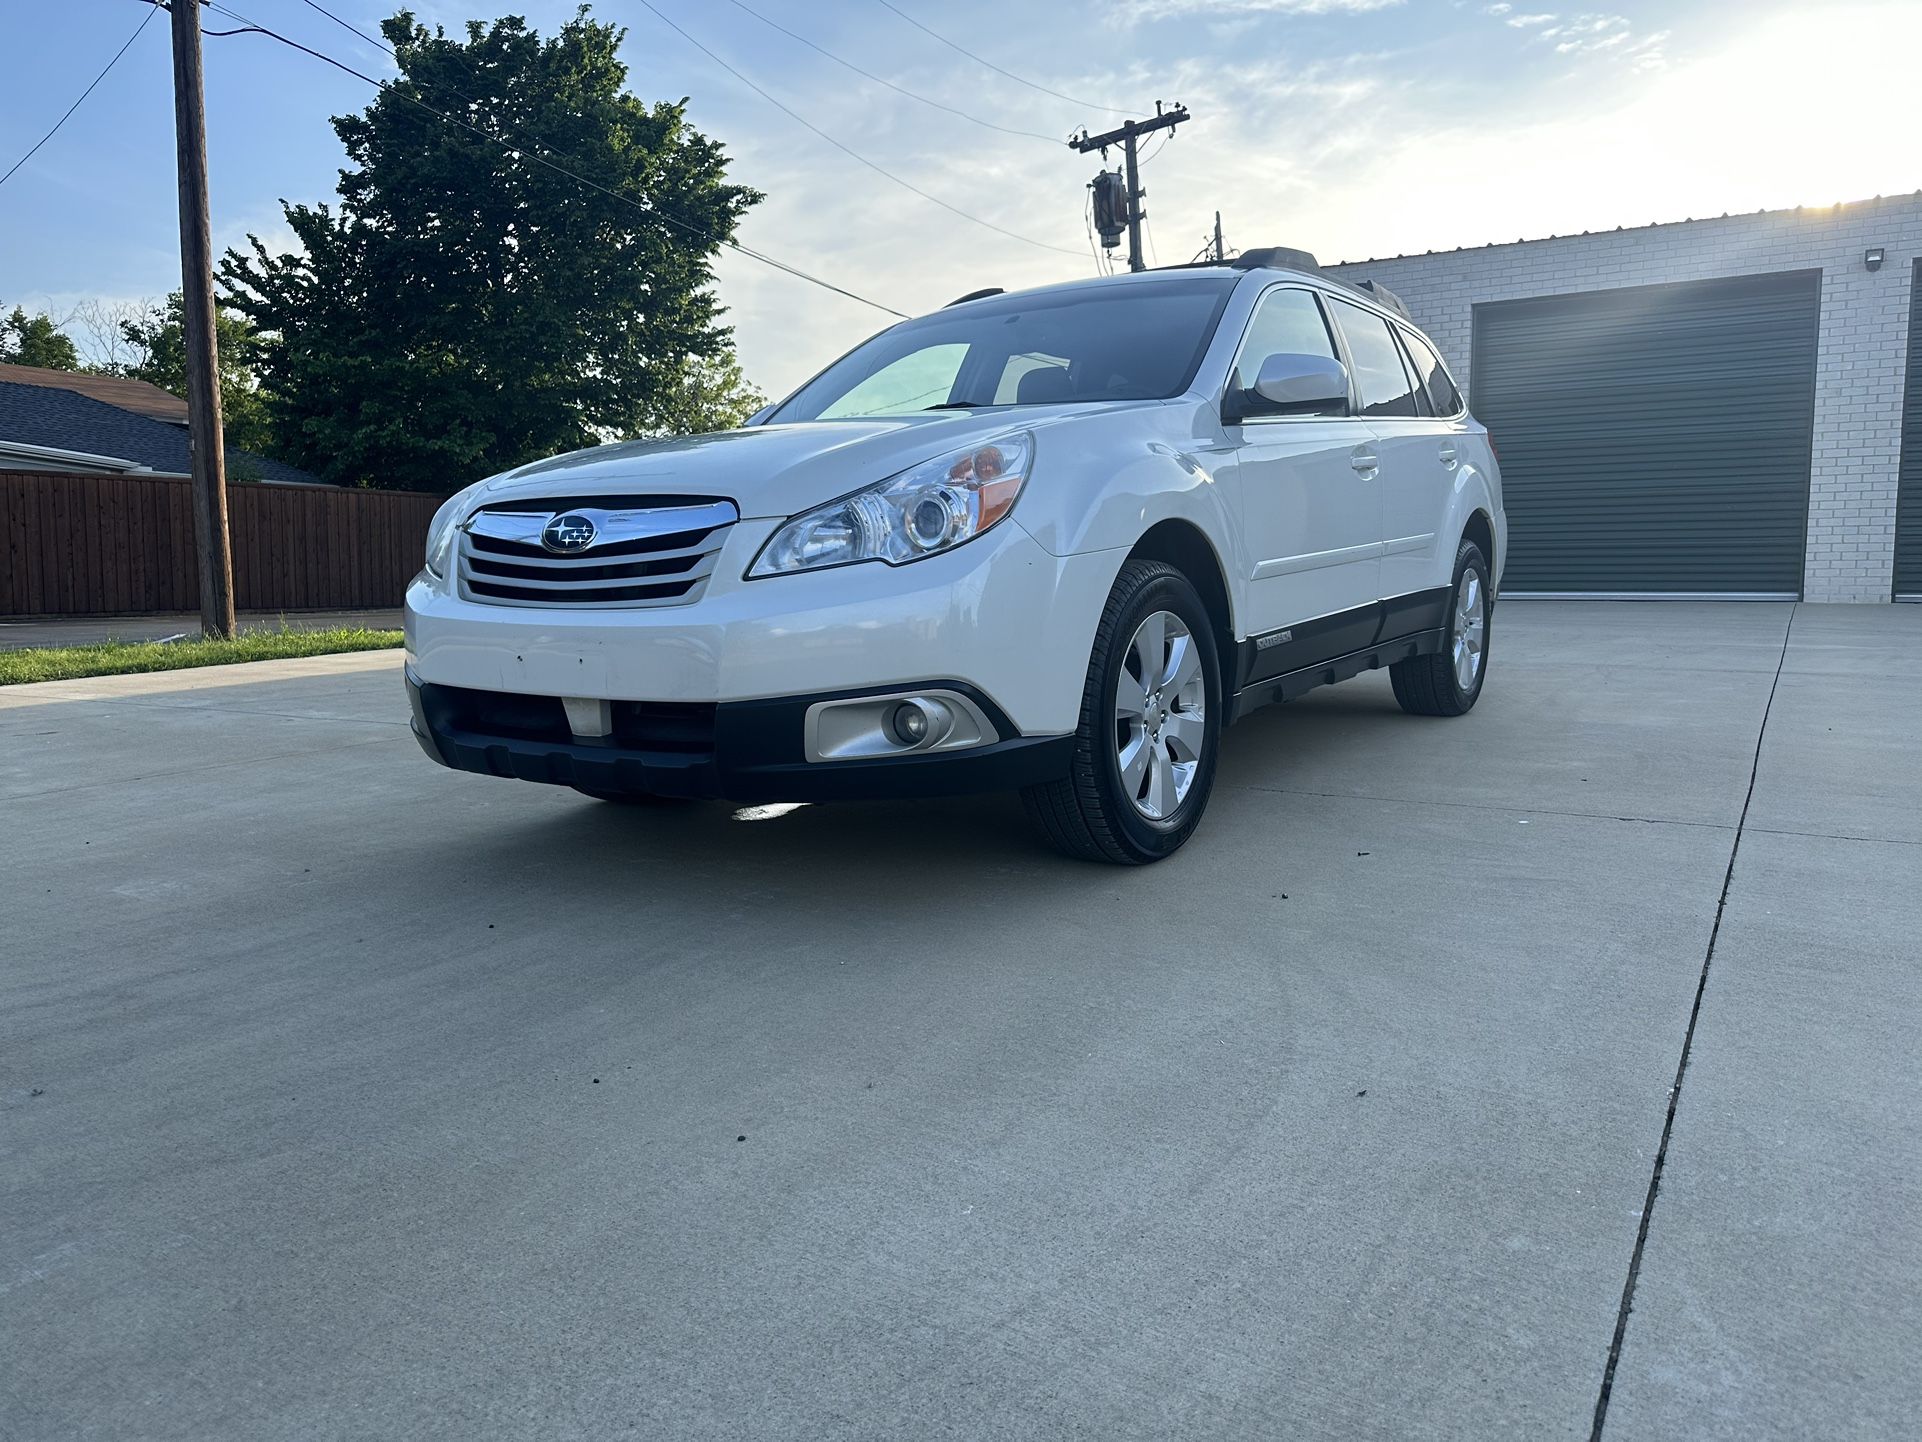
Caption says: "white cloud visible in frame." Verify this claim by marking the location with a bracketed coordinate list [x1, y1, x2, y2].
[1496, 8, 1651, 64]
[1541, 12, 1630, 44]
[1116, 0, 1402, 19]
[1483, 3, 1513, 13]
[1625, 31, 1671, 71]
[1309, 3, 1922, 267]
[615, 1, 1908, 395]
[690, 19, 1416, 392]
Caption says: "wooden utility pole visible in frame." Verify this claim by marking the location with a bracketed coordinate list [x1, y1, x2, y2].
[1213, 211, 1226, 263]
[1070, 103, 1189, 274]
[169, 0, 236, 638]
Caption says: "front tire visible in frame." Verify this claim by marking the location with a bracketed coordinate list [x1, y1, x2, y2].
[1023, 560, 1222, 865]
[1390, 538, 1491, 717]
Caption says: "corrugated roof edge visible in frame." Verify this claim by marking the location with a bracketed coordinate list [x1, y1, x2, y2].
[1326, 190, 1922, 267]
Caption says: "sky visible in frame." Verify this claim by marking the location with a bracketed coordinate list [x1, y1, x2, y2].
[2, 0, 1919, 397]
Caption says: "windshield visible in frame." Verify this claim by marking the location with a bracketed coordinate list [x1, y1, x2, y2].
[769, 277, 1238, 422]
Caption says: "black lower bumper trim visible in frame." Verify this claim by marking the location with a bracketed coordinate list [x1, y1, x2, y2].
[407, 670, 1073, 803]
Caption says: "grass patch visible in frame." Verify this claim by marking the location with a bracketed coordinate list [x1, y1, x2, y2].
[0, 627, 403, 686]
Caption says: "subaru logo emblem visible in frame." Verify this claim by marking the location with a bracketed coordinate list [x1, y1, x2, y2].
[542, 512, 597, 553]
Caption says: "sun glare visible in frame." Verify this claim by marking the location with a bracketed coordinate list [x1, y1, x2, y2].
[1310, 3, 1922, 265]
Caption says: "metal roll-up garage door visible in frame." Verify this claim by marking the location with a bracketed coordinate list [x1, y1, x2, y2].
[1895, 258, 1922, 601]
[1471, 270, 1820, 596]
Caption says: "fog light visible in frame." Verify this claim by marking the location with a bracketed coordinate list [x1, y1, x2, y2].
[890, 700, 932, 746]
[804, 690, 992, 762]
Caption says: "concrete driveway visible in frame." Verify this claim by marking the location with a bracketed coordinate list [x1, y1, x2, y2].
[3, 601, 1917, 1440]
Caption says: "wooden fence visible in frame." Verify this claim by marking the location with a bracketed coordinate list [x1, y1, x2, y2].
[1, 470, 441, 617]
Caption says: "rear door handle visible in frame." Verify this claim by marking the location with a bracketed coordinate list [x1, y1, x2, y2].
[1438, 444, 1458, 468]
[1349, 451, 1379, 473]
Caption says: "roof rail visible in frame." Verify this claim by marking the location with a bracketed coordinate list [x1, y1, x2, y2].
[945, 287, 1004, 307]
[1347, 278, 1412, 320]
[1231, 246, 1321, 273]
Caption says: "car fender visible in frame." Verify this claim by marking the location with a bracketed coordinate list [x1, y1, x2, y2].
[1441, 445, 1504, 588]
[1015, 406, 1243, 634]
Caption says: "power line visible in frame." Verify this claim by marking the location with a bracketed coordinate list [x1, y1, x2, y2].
[718, 0, 1061, 145]
[0, 2, 159, 191]
[633, 0, 1085, 259]
[297, 0, 1063, 156]
[302, 0, 1069, 158]
[871, 0, 1135, 118]
[291, 0, 390, 54]
[197, 3, 909, 318]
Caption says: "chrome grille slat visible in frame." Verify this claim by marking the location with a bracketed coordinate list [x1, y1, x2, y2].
[458, 496, 736, 610]
[461, 536, 720, 570]
[465, 501, 737, 546]
[465, 552, 718, 592]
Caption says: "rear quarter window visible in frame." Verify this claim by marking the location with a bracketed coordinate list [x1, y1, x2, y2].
[1400, 328, 1464, 416]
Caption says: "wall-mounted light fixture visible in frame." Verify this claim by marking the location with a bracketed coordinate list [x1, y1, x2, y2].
[1864, 247, 1886, 272]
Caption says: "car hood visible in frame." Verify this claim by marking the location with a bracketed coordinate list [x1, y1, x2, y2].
[474, 404, 1149, 519]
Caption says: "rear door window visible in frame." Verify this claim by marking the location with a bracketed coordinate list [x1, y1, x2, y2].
[1329, 298, 1420, 418]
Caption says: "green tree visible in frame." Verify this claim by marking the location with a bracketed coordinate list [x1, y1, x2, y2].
[114, 292, 275, 454]
[1, 305, 82, 370]
[221, 6, 761, 492]
[655, 353, 767, 435]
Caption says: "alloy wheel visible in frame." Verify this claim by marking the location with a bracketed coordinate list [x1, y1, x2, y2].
[1453, 570, 1486, 691]
[1113, 609, 1207, 820]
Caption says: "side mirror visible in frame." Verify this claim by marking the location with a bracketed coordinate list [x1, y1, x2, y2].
[1224, 353, 1350, 422]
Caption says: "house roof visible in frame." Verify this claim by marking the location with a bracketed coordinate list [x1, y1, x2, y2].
[0, 362, 192, 424]
[0, 380, 325, 486]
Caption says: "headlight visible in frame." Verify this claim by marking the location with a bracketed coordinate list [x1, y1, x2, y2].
[423, 485, 481, 579]
[748, 432, 1031, 578]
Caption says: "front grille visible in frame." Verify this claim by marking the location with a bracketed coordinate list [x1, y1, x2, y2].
[458, 497, 738, 609]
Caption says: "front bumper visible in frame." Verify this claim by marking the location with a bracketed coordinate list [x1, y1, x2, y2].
[404, 518, 1120, 738]
[407, 668, 1073, 802]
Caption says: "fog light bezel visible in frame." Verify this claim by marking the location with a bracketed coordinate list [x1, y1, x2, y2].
[803, 689, 998, 762]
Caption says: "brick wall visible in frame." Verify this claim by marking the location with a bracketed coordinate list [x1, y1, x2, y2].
[1326, 194, 1922, 601]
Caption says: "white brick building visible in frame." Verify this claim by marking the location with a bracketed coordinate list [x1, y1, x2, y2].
[1325, 194, 1922, 602]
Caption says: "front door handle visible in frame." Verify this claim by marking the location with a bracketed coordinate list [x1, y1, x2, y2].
[1349, 450, 1379, 473]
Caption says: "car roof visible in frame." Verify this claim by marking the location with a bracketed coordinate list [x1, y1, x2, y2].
[935, 267, 1239, 308]
[935, 263, 1409, 328]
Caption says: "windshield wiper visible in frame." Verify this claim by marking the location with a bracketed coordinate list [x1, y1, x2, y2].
[922, 401, 982, 411]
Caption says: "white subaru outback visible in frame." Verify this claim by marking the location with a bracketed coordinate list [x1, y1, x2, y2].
[405, 249, 1504, 863]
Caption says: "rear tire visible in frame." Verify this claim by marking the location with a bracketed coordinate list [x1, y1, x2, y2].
[1390, 539, 1490, 717]
[1023, 560, 1222, 865]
